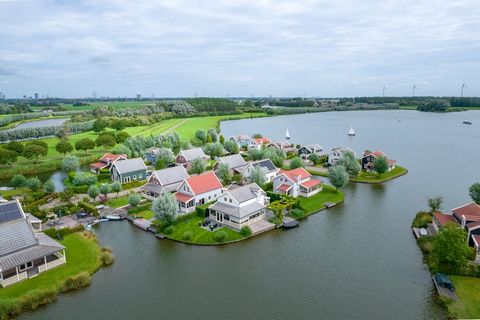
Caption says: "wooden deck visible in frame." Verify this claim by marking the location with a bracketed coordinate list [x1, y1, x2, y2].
[432, 276, 459, 301]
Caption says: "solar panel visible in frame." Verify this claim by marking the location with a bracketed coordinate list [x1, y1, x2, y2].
[0, 202, 23, 224]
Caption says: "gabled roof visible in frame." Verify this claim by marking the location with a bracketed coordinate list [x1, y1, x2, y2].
[252, 159, 277, 173]
[112, 158, 147, 174]
[301, 144, 322, 152]
[100, 153, 127, 163]
[363, 150, 387, 158]
[253, 137, 271, 144]
[209, 201, 264, 219]
[433, 212, 458, 227]
[452, 202, 480, 222]
[473, 235, 480, 247]
[146, 147, 161, 155]
[278, 167, 311, 183]
[227, 183, 263, 203]
[276, 184, 292, 192]
[300, 179, 321, 188]
[329, 146, 354, 154]
[153, 166, 189, 186]
[177, 148, 207, 161]
[185, 171, 223, 195]
[90, 162, 108, 170]
[466, 221, 480, 230]
[218, 154, 247, 169]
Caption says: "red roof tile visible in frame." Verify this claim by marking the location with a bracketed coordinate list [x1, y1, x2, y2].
[175, 192, 194, 202]
[186, 171, 223, 195]
[276, 184, 292, 192]
[254, 137, 271, 144]
[301, 179, 322, 188]
[279, 168, 311, 182]
[433, 212, 457, 227]
[100, 153, 127, 163]
[387, 159, 396, 166]
[90, 162, 107, 169]
[452, 203, 480, 221]
[466, 221, 480, 230]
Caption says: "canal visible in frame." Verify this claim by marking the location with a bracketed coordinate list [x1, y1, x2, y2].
[19, 110, 480, 320]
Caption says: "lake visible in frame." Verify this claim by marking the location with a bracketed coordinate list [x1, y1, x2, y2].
[18, 110, 480, 320]
[3, 118, 68, 132]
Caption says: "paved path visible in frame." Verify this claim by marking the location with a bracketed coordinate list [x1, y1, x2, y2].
[162, 119, 188, 134]
[71, 186, 143, 204]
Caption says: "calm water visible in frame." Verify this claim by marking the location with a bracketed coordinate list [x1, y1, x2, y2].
[4, 118, 67, 132]
[19, 110, 480, 320]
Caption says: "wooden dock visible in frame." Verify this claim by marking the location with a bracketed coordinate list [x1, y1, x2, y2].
[432, 276, 458, 301]
[323, 202, 337, 209]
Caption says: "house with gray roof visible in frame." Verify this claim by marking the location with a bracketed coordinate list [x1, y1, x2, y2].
[175, 147, 208, 171]
[214, 154, 253, 183]
[0, 200, 66, 287]
[251, 159, 279, 182]
[140, 166, 190, 199]
[298, 143, 325, 161]
[208, 183, 269, 231]
[110, 158, 147, 184]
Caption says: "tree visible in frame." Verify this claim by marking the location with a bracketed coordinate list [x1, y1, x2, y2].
[432, 223, 471, 272]
[96, 132, 117, 150]
[87, 185, 100, 202]
[115, 131, 130, 143]
[62, 155, 80, 172]
[219, 135, 225, 144]
[249, 166, 267, 186]
[339, 151, 361, 176]
[156, 148, 175, 166]
[55, 139, 73, 155]
[207, 128, 218, 142]
[0, 148, 18, 166]
[203, 142, 223, 159]
[195, 130, 207, 144]
[223, 140, 239, 154]
[206, 134, 212, 143]
[191, 157, 206, 174]
[112, 144, 132, 157]
[23, 144, 47, 164]
[26, 140, 48, 150]
[92, 119, 109, 132]
[427, 196, 443, 212]
[110, 119, 126, 131]
[75, 138, 96, 153]
[111, 181, 122, 197]
[128, 193, 142, 207]
[26, 177, 42, 190]
[308, 153, 321, 165]
[418, 99, 450, 112]
[289, 157, 304, 170]
[55, 127, 69, 139]
[373, 156, 389, 176]
[328, 165, 349, 190]
[5, 141, 24, 155]
[10, 174, 27, 187]
[469, 183, 480, 204]
[252, 133, 262, 139]
[217, 163, 232, 184]
[100, 183, 111, 197]
[152, 193, 178, 225]
[43, 179, 55, 194]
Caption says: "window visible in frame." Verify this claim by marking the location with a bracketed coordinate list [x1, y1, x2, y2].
[229, 199, 232, 203]
[133, 175, 137, 180]
[139, 174, 142, 178]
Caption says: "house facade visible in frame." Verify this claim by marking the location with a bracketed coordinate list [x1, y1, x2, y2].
[0, 200, 66, 287]
[175, 171, 224, 214]
[110, 158, 147, 184]
[361, 150, 396, 172]
[273, 167, 322, 198]
[432, 212, 458, 232]
[214, 154, 253, 183]
[248, 137, 271, 150]
[251, 159, 278, 182]
[298, 144, 324, 161]
[144, 147, 161, 165]
[451, 202, 480, 247]
[209, 183, 269, 231]
[229, 135, 251, 149]
[90, 153, 127, 174]
[140, 166, 189, 199]
[327, 147, 354, 166]
[175, 148, 208, 171]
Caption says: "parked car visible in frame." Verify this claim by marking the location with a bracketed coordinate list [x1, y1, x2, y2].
[435, 273, 455, 292]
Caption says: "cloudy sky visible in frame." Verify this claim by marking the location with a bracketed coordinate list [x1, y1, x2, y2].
[0, 0, 479, 98]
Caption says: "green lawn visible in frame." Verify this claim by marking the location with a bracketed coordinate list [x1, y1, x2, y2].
[351, 166, 408, 183]
[297, 185, 344, 215]
[165, 215, 246, 244]
[134, 210, 154, 220]
[0, 232, 101, 299]
[107, 196, 130, 208]
[447, 276, 480, 319]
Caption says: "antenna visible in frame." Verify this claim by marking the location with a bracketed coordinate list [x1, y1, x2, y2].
[412, 84, 416, 97]
[461, 81, 467, 98]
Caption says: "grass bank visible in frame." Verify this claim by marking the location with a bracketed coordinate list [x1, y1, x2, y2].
[0, 232, 110, 319]
[447, 275, 480, 318]
[297, 185, 344, 215]
[350, 166, 408, 183]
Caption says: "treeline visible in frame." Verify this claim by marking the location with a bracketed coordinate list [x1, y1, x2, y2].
[0, 110, 87, 128]
[0, 121, 93, 143]
[338, 97, 480, 108]
[254, 98, 315, 108]
[0, 103, 33, 114]
[185, 98, 238, 113]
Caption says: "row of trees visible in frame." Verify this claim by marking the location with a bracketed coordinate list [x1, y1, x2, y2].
[0, 121, 93, 143]
[10, 174, 55, 193]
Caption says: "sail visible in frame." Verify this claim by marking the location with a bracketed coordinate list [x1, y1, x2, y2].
[348, 127, 355, 136]
[286, 129, 290, 139]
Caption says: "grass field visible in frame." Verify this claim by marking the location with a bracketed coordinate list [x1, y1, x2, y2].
[447, 275, 480, 319]
[297, 185, 344, 215]
[0, 232, 101, 299]
[351, 166, 407, 183]
[30, 101, 158, 111]
[106, 195, 130, 208]
[165, 215, 246, 244]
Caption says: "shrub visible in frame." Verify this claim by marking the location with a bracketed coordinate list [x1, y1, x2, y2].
[290, 208, 306, 219]
[163, 225, 174, 235]
[59, 272, 91, 293]
[100, 247, 115, 266]
[411, 211, 433, 228]
[18, 288, 57, 310]
[10, 174, 27, 187]
[182, 231, 193, 241]
[72, 173, 97, 186]
[44, 225, 85, 239]
[195, 206, 207, 217]
[78, 201, 99, 215]
[240, 227, 252, 237]
[128, 203, 151, 214]
[214, 230, 227, 242]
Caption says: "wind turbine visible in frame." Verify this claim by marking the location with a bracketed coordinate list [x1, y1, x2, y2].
[382, 84, 386, 97]
[461, 81, 467, 98]
[412, 84, 416, 97]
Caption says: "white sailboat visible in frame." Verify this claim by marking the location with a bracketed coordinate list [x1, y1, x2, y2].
[285, 129, 290, 140]
[348, 126, 355, 136]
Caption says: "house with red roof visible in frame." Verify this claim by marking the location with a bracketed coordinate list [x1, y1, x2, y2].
[361, 150, 396, 172]
[248, 137, 271, 150]
[450, 202, 480, 246]
[90, 153, 127, 174]
[272, 167, 322, 198]
[432, 212, 458, 232]
[175, 171, 224, 214]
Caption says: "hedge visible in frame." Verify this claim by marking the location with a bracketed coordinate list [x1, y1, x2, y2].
[78, 201, 99, 216]
[44, 225, 85, 239]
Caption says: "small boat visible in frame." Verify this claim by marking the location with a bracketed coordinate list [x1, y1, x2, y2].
[348, 126, 356, 136]
[285, 129, 290, 140]
[85, 224, 92, 231]
[463, 120, 472, 125]
[283, 220, 299, 229]
[106, 215, 123, 221]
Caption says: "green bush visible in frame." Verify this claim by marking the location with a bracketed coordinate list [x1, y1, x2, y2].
[263, 181, 273, 191]
[195, 206, 207, 217]
[128, 203, 151, 214]
[240, 227, 252, 237]
[100, 247, 115, 266]
[59, 272, 91, 293]
[78, 201, 99, 216]
[411, 211, 433, 228]
[269, 216, 282, 226]
[18, 288, 57, 311]
[44, 225, 85, 239]
[182, 231, 193, 241]
[267, 191, 282, 202]
[214, 230, 227, 242]
[67, 185, 89, 194]
[163, 225, 174, 235]
[290, 208, 306, 219]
